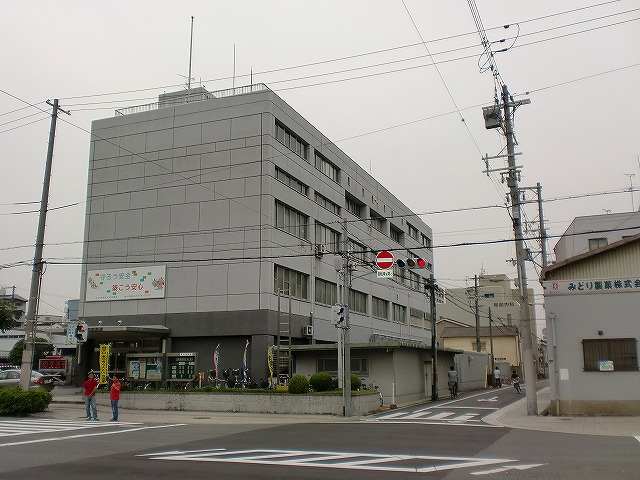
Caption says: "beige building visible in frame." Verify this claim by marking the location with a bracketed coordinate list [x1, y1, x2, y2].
[438, 319, 521, 369]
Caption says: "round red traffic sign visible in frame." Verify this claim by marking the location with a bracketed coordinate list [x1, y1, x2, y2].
[376, 251, 394, 269]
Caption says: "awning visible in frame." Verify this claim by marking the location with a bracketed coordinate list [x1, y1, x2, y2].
[87, 325, 170, 341]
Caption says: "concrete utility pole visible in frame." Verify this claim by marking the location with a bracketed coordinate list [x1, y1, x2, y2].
[341, 219, 352, 416]
[537, 183, 549, 269]
[474, 275, 481, 352]
[19, 99, 69, 389]
[501, 84, 537, 415]
[488, 307, 495, 373]
[426, 275, 438, 400]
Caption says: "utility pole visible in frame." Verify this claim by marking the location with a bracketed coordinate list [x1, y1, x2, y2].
[488, 307, 495, 373]
[426, 275, 438, 400]
[502, 84, 537, 415]
[537, 183, 548, 269]
[474, 275, 481, 352]
[19, 99, 70, 390]
[341, 219, 351, 416]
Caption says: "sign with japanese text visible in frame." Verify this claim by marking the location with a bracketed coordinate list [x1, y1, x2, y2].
[99, 344, 110, 384]
[39, 357, 67, 371]
[543, 278, 640, 296]
[85, 265, 166, 302]
[167, 353, 197, 381]
[125, 354, 164, 381]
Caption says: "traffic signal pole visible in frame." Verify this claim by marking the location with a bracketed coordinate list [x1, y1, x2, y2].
[341, 219, 352, 416]
[502, 84, 538, 415]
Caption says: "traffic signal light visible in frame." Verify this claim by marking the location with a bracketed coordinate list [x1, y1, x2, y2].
[331, 304, 346, 325]
[396, 258, 427, 269]
[75, 323, 88, 343]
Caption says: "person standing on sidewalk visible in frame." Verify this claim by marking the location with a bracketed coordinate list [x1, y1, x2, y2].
[82, 372, 99, 421]
[494, 366, 502, 388]
[109, 374, 121, 421]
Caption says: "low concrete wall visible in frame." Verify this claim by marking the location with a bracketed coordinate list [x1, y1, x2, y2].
[96, 391, 381, 416]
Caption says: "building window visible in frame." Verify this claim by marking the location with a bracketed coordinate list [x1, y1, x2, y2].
[348, 239, 367, 263]
[409, 271, 422, 290]
[588, 238, 608, 251]
[370, 210, 385, 232]
[421, 234, 432, 249]
[315, 222, 341, 253]
[392, 303, 407, 324]
[345, 196, 362, 218]
[372, 297, 388, 320]
[275, 201, 308, 240]
[390, 225, 403, 244]
[349, 289, 367, 315]
[582, 338, 638, 372]
[275, 121, 307, 159]
[315, 192, 341, 215]
[315, 278, 337, 306]
[275, 167, 308, 196]
[317, 357, 368, 375]
[315, 152, 339, 182]
[407, 223, 419, 240]
[274, 265, 308, 300]
[393, 264, 406, 284]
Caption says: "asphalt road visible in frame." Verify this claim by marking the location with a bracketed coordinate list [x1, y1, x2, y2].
[1, 387, 638, 479]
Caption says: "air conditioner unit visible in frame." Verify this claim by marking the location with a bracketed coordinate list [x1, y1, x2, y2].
[302, 325, 313, 337]
[314, 244, 329, 257]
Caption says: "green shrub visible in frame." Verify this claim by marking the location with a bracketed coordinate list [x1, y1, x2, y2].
[288, 374, 310, 394]
[309, 372, 334, 392]
[0, 387, 52, 415]
[350, 374, 361, 391]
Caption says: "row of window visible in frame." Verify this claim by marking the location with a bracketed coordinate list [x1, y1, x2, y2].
[276, 266, 410, 323]
[275, 118, 432, 250]
[317, 357, 368, 376]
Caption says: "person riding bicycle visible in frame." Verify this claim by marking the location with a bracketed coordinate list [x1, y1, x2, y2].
[511, 370, 522, 394]
[447, 365, 459, 398]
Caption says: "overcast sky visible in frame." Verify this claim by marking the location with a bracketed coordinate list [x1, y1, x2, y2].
[1, 1, 638, 325]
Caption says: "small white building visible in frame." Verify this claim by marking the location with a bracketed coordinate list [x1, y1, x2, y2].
[542, 232, 640, 415]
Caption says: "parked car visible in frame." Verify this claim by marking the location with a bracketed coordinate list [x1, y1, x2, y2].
[0, 369, 59, 391]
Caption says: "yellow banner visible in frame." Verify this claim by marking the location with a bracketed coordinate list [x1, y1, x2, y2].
[99, 344, 110, 384]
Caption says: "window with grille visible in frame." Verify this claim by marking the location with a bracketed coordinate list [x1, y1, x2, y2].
[582, 338, 638, 372]
[315, 278, 337, 306]
[372, 296, 389, 320]
[345, 196, 362, 218]
[348, 238, 367, 263]
[317, 357, 368, 375]
[275, 201, 308, 240]
[349, 289, 367, 315]
[407, 223, 419, 240]
[390, 226, 403, 244]
[275, 121, 307, 159]
[274, 265, 308, 300]
[370, 210, 385, 232]
[421, 234, 432, 249]
[588, 237, 608, 251]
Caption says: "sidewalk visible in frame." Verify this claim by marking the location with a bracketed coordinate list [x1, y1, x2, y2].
[484, 386, 640, 437]
[47, 386, 640, 437]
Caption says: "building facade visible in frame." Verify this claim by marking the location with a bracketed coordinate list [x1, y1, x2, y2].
[78, 85, 435, 381]
[542, 232, 640, 415]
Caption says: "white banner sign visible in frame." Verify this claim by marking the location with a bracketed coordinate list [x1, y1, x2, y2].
[86, 265, 166, 302]
[543, 278, 640, 296]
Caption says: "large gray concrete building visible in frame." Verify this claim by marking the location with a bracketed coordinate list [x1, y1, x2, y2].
[78, 84, 434, 381]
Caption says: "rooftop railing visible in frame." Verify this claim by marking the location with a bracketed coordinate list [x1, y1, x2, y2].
[115, 83, 270, 116]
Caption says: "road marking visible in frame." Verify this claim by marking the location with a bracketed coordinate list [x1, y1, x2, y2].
[635, 436, 640, 443]
[141, 448, 520, 473]
[367, 411, 486, 425]
[471, 463, 547, 475]
[478, 397, 498, 402]
[0, 418, 141, 437]
[0, 423, 185, 447]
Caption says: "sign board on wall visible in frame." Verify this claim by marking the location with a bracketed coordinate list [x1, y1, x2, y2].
[86, 265, 166, 302]
[543, 278, 640, 296]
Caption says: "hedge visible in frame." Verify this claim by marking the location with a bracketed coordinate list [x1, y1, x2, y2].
[0, 387, 53, 415]
[288, 374, 310, 394]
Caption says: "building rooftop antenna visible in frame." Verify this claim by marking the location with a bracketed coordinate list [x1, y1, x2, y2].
[188, 16, 194, 90]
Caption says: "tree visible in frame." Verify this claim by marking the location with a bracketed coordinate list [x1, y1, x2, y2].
[0, 300, 18, 333]
[9, 337, 53, 369]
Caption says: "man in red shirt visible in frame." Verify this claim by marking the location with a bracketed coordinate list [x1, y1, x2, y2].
[82, 372, 99, 421]
[109, 373, 121, 421]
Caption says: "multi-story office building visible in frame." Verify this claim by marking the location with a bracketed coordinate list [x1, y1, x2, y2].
[78, 84, 434, 379]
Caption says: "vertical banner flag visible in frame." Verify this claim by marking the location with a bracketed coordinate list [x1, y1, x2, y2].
[242, 339, 249, 383]
[99, 344, 110, 384]
[267, 346, 274, 382]
[213, 343, 220, 381]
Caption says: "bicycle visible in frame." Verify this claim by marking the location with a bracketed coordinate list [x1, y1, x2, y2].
[448, 382, 458, 399]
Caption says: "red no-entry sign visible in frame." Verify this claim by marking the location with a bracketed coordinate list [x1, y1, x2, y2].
[376, 251, 394, 269]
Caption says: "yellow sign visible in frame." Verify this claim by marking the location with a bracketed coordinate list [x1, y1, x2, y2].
[99, 344, 110, 384]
